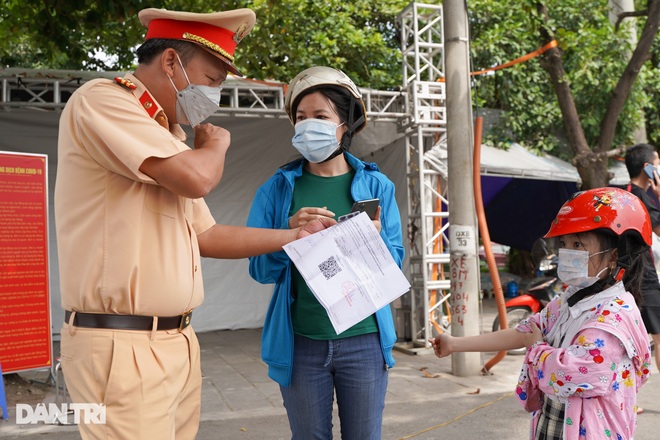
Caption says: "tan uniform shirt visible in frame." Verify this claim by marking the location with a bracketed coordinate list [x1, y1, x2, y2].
[55, 73, 215, 316]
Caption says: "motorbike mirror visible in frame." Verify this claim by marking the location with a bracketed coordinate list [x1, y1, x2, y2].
[529, 277, 557, 291]
[538, 254, 558, 272]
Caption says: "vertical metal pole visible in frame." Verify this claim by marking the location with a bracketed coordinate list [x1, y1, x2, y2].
[2, 79, 8, 107]
[443, 0, 481, 376]
[54, 81, 60, 105]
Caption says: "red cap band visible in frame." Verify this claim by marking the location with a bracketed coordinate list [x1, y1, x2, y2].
[145, 19, 237, 60]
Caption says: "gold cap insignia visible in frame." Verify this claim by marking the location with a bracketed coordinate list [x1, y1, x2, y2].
[234, 23, 248, 44]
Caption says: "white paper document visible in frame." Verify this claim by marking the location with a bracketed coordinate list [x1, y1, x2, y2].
[283, 212, 411, 334]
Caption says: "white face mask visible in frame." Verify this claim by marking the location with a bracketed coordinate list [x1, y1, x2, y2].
[291, 119, 344, 163]
[557, 248, 612, 288]
[168, 54, 221, 127]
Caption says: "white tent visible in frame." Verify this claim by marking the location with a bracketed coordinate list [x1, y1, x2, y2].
[480, 142, 630, 186]
[0, 107, 407, 334]
[480, 143, 579, 182]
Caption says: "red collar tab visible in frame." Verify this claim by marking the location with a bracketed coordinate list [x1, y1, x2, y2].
[138, 91, 158, 118]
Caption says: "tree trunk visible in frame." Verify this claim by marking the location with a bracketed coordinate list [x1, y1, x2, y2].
[598, 0, 660, 153]
[535, 3, 603, 188]
[535, 0, 660, 189]
[609, 0, 647, 143]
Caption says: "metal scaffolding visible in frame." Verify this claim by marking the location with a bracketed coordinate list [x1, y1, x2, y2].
[398, 2, 450, 349]
[0, 68, 407, 122]
[0, 1, 449, 347]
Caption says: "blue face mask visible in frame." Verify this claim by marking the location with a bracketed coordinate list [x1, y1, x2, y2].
[168, 54, 221, 127]
[291, 119, 344, 163]
[557, 248, 612, 288]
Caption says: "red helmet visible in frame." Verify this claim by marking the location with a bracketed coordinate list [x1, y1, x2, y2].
[544, 187, 652, 246]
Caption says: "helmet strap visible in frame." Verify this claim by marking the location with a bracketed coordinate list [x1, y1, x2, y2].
[614, 236, 634, 282]
[568, 237, 637, 307]
[346, 96, 365, 135]
[318, 96, 364, 164]
[567, 278, 609, 307]
[612, 266, 626, 282]
[320, 147, 345, 163]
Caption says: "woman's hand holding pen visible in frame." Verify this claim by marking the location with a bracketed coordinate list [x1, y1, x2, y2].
[289, 206, 335, 228]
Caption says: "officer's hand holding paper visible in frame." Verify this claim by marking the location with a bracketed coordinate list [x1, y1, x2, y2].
[283, 212, 410, 334]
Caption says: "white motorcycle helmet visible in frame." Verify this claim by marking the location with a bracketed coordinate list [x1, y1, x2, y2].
[284, 66, 368, 137]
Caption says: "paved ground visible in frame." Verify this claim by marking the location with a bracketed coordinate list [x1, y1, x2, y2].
[1, 297, 658, 439]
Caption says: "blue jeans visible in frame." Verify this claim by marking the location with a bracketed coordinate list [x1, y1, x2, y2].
[280, 332, 388, 440]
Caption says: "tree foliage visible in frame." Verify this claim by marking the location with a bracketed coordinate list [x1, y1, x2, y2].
[237, 0, 410, 89]
[468, 0, 660, 188]
[2, 0, 660, 188]
[0, 0, 147, 70]
[0, 0, 410, 89]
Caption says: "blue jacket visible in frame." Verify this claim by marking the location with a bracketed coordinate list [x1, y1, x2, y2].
[246, 152, 405, 387]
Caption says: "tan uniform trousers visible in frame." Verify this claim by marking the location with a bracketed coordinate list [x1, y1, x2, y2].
[60, 322, 201, 440]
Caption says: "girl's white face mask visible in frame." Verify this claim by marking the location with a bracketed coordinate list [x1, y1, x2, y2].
[557, 248, 612, 288]
[168, 54, 221, 127]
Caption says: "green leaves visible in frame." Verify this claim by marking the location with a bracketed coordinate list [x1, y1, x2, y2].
[1, 0, 658, 160]
[470, 0, 659, 155]
[0, 0, 411, 88]
[0, 0, 149, 70]
[240, 0, 410, 88]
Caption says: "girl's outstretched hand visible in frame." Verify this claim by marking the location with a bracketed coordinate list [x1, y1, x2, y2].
[428, 332, 454, 358]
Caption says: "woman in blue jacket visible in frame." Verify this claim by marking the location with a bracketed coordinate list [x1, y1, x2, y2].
[246, 66, 404, 440]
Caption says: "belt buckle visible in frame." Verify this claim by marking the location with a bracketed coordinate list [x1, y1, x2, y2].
[179, 310, 193, 331]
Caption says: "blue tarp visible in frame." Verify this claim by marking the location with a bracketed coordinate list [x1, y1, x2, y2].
[482, 176, 578, 251]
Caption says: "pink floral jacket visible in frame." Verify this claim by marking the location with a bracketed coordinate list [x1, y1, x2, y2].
[516, 283, 651, 439]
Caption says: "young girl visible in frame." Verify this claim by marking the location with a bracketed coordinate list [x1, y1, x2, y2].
[247, 66, 404, 439]
[430, 187, 652, 439]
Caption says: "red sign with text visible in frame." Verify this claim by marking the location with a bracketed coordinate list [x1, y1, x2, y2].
[0, 152, 52, 374]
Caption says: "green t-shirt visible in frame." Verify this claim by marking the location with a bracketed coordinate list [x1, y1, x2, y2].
[289, 169, 378, 340]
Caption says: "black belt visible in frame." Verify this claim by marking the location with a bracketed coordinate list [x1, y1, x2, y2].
[65, 310, 192, 331]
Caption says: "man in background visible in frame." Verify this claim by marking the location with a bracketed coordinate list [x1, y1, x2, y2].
[624, 143, 660, 376]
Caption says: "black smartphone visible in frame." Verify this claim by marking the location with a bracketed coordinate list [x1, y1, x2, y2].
[643, 163, 658, 183]
[338, 198, 380, 222]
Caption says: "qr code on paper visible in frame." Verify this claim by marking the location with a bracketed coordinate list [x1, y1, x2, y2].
[318, 256, 341, 280]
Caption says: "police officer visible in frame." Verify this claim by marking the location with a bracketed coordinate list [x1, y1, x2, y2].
[55, 8, 333, 439]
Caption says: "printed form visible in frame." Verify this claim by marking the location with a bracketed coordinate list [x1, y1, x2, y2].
[283, 212, 410, 334]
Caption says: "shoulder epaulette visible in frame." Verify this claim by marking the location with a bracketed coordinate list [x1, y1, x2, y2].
[114, 76, 137, 90]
